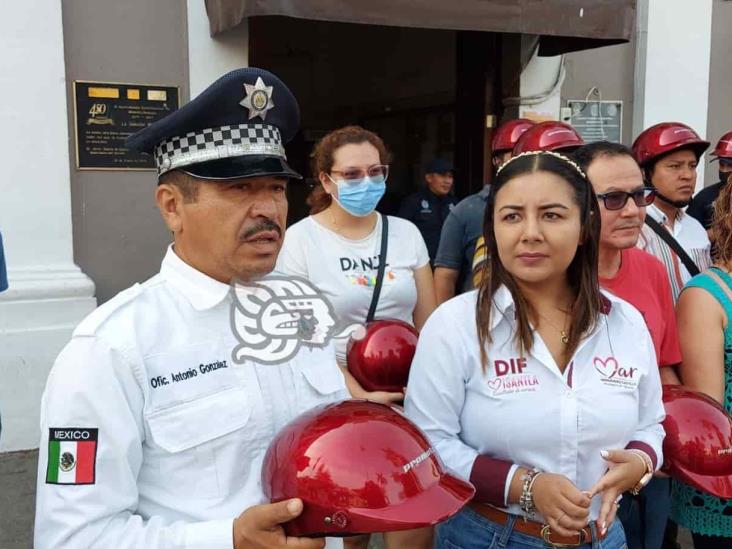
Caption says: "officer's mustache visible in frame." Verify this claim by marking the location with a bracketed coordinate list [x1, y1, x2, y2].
[240, 219, 282, 241]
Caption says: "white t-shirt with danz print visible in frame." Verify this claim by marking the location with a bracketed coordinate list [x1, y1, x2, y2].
[276, 215, 430, 362]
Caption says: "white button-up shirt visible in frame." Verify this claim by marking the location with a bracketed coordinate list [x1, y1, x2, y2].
[35, 247, 348, 549]
[405, 287, 665, 521]
[637, 204, 711, 301]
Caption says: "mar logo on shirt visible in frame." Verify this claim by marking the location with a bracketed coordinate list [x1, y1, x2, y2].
[593, 356, 639, 389]
[488, 357, 539, 395]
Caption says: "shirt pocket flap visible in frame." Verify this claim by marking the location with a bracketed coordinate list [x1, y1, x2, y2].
[147, 387, 251, 453]
[302, 358, 346, 395]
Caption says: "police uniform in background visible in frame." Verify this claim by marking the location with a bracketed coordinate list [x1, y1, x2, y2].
[34, 68, 348, 549]
[398, 158, 458, 264]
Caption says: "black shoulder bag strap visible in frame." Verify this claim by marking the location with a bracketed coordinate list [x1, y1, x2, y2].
[366, 213, 389, 323]
[644, 215, 700, 277]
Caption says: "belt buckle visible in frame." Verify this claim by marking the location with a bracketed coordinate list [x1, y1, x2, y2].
[540, 524, 588, 548]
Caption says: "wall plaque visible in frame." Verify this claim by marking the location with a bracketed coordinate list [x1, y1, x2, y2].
[567, 100, 623, 144]
[73, 80, 180, 170]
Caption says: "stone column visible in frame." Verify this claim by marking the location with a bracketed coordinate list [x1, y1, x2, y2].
[0, 0, 96, 452]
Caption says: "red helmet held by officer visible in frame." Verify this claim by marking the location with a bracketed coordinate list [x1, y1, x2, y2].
[512, 121, 585, 155]
[347, 319, 419, 394]
[631, 122, 710, 167]
[492, 119, 536, 155]
[262, 400, 475, 536]
[662, 384, 732, 498]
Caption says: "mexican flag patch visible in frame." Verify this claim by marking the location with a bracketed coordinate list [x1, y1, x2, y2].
[46, 428, 98, 485]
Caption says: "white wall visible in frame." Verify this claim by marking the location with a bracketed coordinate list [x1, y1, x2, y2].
[187, 0, 249, 98]
[0, 0, 96, 451]
[634, 0, 713, 190]
[518, 49, 564, 122]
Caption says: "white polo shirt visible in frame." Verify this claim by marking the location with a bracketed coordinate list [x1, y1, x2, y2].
[404, 287, 665, 522]
[35, 246, 348, 549]
[637, 204, 711, 302]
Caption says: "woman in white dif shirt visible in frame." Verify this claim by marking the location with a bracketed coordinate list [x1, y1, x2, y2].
[277, 125, 436, 549]
[405, 151, 665, 549]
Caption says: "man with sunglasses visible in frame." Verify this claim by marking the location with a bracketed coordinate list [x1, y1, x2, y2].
[575, 142, 681, 549]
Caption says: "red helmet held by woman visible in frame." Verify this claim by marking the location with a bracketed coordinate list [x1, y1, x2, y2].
[262, 400, 475, 536]
[662, 384, 732, 498]
[492, 119, 536, 155]
[632, 122, 710, 166]
[512, 121, 585, 155]
[347, 319, 419, 393]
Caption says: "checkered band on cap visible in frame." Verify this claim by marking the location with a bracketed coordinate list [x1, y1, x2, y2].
[154, 124, 285, 175]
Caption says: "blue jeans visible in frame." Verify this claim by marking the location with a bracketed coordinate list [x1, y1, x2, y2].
[435, 506, 627, 549]
[616, 477, 671, 549]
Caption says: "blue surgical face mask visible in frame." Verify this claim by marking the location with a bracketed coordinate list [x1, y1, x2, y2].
[329, 175, 386, 217]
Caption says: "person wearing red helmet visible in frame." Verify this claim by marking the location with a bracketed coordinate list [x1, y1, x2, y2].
[687, 130, 732, 232]
[492, 118, 536, 168]
[633, 122, 712, 302]
[407, 151, 665, 549]
[512, 121, 586, 156]
[672, 179, 732, 548]
[433, 119, 535, 304]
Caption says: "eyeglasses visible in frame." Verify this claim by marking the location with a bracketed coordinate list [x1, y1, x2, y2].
[595, 187, 656, 211]
[329, 165, 389, 183]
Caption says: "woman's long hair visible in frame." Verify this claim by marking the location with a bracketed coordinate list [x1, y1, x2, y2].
[711, 177, 732, 265]
[476, 152, 603, 370]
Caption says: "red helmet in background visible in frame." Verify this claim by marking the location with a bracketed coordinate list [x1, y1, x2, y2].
[492, 119, 536, 154]
[632, 122, 710, 166]
[711, 131, 732, 160]
[662, 384, 732, 498]
[512, 121, 585, 155]
[347, 319, 418, 393]
[262, 400, 475, 536]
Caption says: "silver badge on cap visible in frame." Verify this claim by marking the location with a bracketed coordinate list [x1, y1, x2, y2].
[240, 77, 275, 121]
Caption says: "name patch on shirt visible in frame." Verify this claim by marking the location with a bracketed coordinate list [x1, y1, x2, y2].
[149, 359, 229, 389]
[488, 357, 539, 395]
[593, 356, 639, 389]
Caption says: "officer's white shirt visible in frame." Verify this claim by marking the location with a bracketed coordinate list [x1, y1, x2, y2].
[405, 287, 665, 522]
[35, 246, 349, 548]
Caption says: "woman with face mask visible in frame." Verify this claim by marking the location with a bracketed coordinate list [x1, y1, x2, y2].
[276, 125, 437, 549]
[405, 151, 665, 549]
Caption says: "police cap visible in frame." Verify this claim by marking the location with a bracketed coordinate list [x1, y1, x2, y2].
[126, 67, 301, 180]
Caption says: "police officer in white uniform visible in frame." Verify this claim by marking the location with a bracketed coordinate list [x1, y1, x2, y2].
[34, 68, 348, 549]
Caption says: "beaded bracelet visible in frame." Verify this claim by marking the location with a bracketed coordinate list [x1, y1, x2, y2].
[519, 467, 543, 521]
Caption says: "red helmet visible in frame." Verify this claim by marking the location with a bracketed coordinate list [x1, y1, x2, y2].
[711, 131, 732, 160]
[662, 385, 732, 498]
[347, 319, 418, 393]
[492, 119, 536, 154]
[512, 121, 585, 155]
[262, 400, 475, 536]
[632, 122, 710, 166]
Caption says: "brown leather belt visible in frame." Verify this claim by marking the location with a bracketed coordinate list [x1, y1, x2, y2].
[469, 503, 606, 547]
